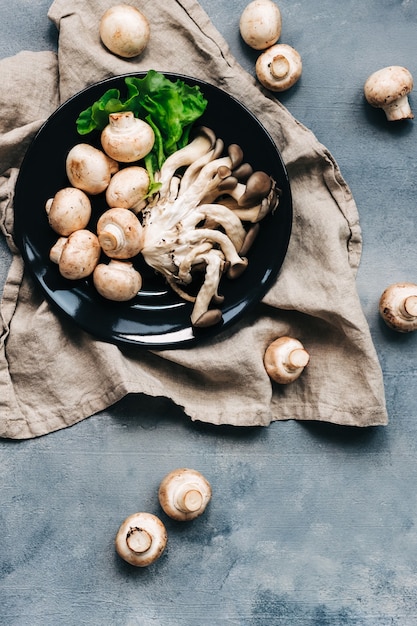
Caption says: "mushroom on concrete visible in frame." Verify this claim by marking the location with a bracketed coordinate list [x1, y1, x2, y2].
[239, 0, 282, 50]
[115, 512, 167, 567]
[256, 43, 302, 92]
[96, 207, 144, 259]
[93, 260, 142, 301]
[364, 66, 414, 121]
[45, 187, 92, 236]
[49, 229, 101, 280]
[158, 468, 212, 521]
[264, 336, 310, 384]
[379, 282, 417, 332]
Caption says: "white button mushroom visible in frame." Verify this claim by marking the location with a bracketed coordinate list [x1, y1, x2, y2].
[99, 4, 150, 58]
[115, 512, 167, 567]
[379, 282, 417, 332]
[96, 207, 144, 259]
[364, 66, 414, 121]
[255, 43, 302, 92]
[45, 187, 92, 236]
[101, 111, 155, 163]
[93, 260, 142, 301]
[239, 0, 282, 51]
[105, 166, 150, 213]
[49, 229, 101, 280]
[158, 468, 212, 521]
[264, 336, 310, 384]
[66, 143, 119, 195]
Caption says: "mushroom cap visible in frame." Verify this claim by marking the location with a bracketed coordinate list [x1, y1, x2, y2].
[239, 0, 282, 50]
[99, 4, 150, 58]
[264, 336, 310, 384]
[115, 512, 167, 567]
[97, 207, 144, 259]
[93, 260, 142, 301]
[51, 229, 101, 280]
[158, 468, 212, 521]
[105, 166, 150, 212]
[101, 112, 155, 163]
[379, 282, 417, 332]
[364, 66, 414, 107]
[46, 187, 92, 236]
[255, 44, 302, 92]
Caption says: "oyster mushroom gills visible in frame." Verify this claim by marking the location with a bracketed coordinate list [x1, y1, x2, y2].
[139, 126, 280, 327]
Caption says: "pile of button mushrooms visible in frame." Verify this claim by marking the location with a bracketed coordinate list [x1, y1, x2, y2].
[46, 0, 416, 394]
[46, 117, 279, 329]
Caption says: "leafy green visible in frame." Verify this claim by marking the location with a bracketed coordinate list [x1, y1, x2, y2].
[76, 70, 208, 185]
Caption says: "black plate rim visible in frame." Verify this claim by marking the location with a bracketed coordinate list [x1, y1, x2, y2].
[14, 72, 293, 349]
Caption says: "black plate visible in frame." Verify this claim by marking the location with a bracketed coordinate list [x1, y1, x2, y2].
[13, 73, 292, 348]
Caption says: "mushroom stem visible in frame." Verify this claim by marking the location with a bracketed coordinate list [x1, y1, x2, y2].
[285, 348, 310, 371]
[403, 295, 417, 318]
[174, 485, 204, 513]
[99, 223, 125, 253]
[270, 55, 290, 80]
[383, 94, 414, 121]
[126, 527, 153, 554]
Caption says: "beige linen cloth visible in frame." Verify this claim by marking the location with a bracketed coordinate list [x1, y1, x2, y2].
[0, 0, 388, 439]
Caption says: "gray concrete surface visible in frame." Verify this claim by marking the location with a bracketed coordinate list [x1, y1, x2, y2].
[2, 1, 417, 624]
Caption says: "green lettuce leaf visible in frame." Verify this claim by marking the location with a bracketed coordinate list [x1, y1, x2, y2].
[75, 70, 208, 187]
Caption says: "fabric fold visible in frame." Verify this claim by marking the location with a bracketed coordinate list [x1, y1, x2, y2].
[0, 0, 388, 439]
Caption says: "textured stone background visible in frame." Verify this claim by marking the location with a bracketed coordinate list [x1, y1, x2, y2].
[1, 1, 417, 623]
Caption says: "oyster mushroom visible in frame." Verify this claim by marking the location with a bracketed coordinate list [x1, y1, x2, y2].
[101, 111, 155, 163]
[96, 207, 144, 259]
[49, 230, 101, 280]
[105, 166, 150, 213]
[45, 187, 92, 236]
[93, 260, 142, 301]
[158, 468, 212, 521]
[239, 0, 282, 50]
[256, 44, 302, 92]
[379, 282, 417, 332]
[115, 512, 167, 567]
[66, 143, 119, 195]
[138, 128, 279, 327]
[264, 336, 310, 384]
[364, 66, 414, 121]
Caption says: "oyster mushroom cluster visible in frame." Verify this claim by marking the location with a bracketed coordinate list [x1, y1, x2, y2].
[140, 126, 280, 327]
[46, 115, 279, 327]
